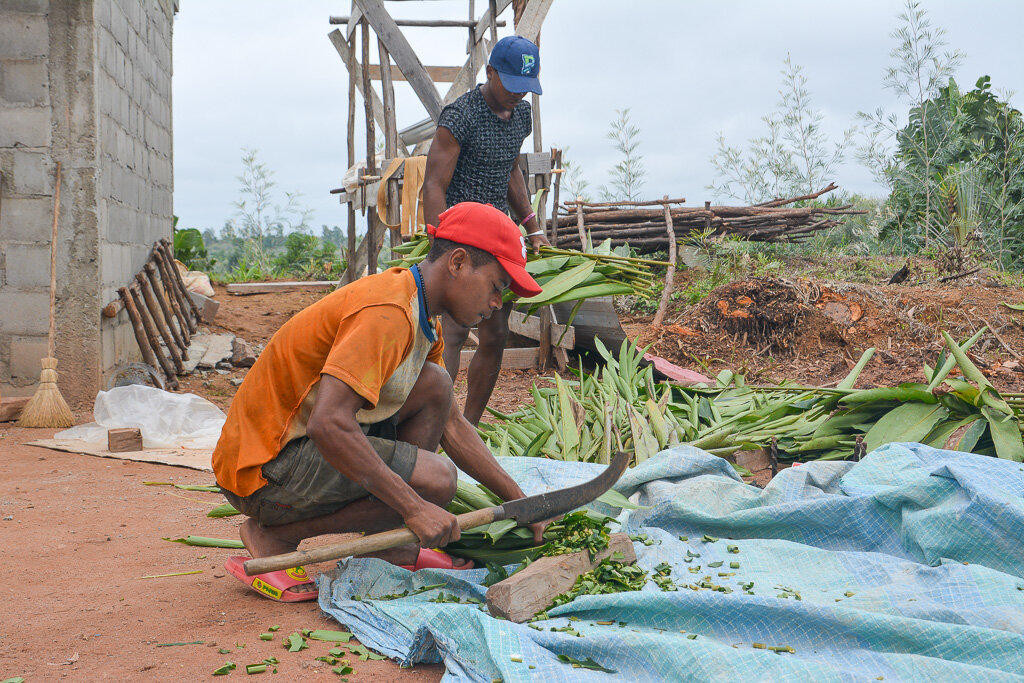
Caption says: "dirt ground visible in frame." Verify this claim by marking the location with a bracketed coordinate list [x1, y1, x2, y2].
[5, 270, 1024, 680]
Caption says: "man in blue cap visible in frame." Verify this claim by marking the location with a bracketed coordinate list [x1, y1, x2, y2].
[423, 35, 548, 425]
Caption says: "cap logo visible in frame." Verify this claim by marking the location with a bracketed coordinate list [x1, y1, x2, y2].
[519, 235, 527, 260]
[521, 54, 536, 75]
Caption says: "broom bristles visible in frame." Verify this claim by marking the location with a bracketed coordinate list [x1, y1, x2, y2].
[16, 357, 74, 428]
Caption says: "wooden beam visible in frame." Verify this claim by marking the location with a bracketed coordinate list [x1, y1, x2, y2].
[508, 309, 574, 349]
[345, 0, 362, 40]
[475, 0, 511, 43]
[331, 16, 507, 28]
[513, 0, 553, 42]
[328, 29, 410, 157]
[486, 533, 636, 622]
[366, 63, 464, 82]
[0, 396, 31, 422]
[226, 281, 338, 295]
[354, 0, 444, 120]
[459, 347, 537, 370]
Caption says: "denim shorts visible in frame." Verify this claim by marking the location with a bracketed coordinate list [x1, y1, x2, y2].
[222, 418, 418, 527]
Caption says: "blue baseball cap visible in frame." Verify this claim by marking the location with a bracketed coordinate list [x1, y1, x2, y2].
[488, 36, 542, 95]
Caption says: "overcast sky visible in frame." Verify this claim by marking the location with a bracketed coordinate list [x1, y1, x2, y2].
[172, 1, 1024, 234]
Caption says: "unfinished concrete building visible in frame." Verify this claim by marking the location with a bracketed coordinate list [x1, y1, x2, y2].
[0, 0, 176, 405]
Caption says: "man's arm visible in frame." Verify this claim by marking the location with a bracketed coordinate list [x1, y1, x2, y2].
[439, 399, 547, 543]
[507, 159, 550, 254]
[423, 126, 461, 230]
[306, 374, 460, 548]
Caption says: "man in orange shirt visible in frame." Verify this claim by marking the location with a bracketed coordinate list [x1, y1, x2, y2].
[214, 202, 545, 602]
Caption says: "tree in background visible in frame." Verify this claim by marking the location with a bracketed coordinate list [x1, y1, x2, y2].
[709, 54, 850, 203]
[601, 108, 646, 202]
[857, 0, 963, 251]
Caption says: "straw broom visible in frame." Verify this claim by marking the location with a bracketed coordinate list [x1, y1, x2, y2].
[17, 161, 74, 428]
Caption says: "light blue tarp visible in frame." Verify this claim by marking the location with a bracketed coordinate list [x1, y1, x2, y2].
[318, 444, 1024, 681]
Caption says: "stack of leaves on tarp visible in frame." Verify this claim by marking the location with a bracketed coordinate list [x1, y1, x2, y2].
[478, 329, 1024, 466]
[387, 233, 657, 323]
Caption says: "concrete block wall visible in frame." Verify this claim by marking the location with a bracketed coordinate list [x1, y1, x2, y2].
[0, 0, 175, 404]
[95, 0, 175, 388]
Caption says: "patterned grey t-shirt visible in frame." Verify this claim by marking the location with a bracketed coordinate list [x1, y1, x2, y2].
[437, 85, 532, 215]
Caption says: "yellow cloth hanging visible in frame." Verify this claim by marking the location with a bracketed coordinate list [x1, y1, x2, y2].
[376, 156, 427, 236]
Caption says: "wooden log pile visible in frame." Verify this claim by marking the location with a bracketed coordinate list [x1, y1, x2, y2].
[552, 183, 865, 255]
[101, 239, 202, 390]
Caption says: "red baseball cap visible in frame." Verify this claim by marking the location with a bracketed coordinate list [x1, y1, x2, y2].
[427, 202, 543, 298]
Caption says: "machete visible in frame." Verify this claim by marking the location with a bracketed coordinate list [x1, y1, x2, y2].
[244, 450, 630, 576]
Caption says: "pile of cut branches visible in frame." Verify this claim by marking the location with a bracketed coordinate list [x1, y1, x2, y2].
[552, 184, 865, 254]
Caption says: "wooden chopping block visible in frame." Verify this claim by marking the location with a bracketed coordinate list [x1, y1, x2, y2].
[485, 533, 636, 622]
[0, 397, 31, 422]
[108, 428, 144, 452]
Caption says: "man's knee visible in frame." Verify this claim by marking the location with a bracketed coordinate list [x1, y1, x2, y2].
[413, 451, 458, 506]
[420, 361, 453, 404]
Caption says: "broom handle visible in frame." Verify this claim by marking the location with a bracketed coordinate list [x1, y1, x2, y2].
[48, 161, 62, 358]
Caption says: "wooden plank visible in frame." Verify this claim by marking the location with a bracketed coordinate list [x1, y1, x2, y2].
[508, 309, 574, 349]
[460, 346, 537, 370]
[345, 1, 362, 40]
[486, 533, 636, 622]
[328, 29, 410, 157]
[473, 0, 511, 43]
[354, 0, 444, 120]
[366, 64, 464, 82]
[551, 296, 625, 352]
[108, 428, 144, 453]
[513, 0, 553, 42]
[226, 281, 337, 295]
[332, 16, 507, 29]
[0, 396, 31, 422]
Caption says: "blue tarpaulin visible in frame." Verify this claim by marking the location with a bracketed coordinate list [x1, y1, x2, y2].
[318, 444, 1024, 681]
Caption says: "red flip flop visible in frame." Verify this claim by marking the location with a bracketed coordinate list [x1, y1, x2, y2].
[224, 556, 318, 602]
[399, 548, 475, 571]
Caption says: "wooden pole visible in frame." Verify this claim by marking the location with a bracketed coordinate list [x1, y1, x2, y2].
[361, 18, 379, 275]
[345, 36, 358, 284]
[152, 245, 196, 336]
[119, 286, 161, 380]
[548, 148, 561, 246]
[136, 272, 185, 374]
[130, 285, 178, 387]
[158, 239, 202, 322]
[575, 196, 586, 248]
[378, 36, 402, 248]
[143, 262, 187, 356]
[652, 196, 677, 328]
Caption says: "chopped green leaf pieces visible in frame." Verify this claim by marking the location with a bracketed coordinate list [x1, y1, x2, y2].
[308, 630, 353, 643]
[213, 662, 236, 676]
[556, 655, 616, 673]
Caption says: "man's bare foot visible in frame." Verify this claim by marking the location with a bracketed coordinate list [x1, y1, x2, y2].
[239, 519, 317, 595]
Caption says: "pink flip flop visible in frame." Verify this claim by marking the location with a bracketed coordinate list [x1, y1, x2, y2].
[224, 556, 318, 602]
[399, 548, 475, 572]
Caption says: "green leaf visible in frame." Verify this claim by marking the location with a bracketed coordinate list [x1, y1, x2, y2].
[864, 403, 949, 453]
[208, 503, 241, 518]
[836, 348, 875, 390]
[957, 418, 987, 452]
[163, 536, 244, 549]
[517, 260, 596, 305]
[308, 630, 353, 643]
[556, 654, 617, 673]
[982, 406, 1024, 462]
[213, 662, 236, 676]
[1000, 302, 1024, 311]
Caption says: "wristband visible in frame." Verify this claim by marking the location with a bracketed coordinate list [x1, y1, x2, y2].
[520, 211, 537, 225]
[526, 230, 545, 237]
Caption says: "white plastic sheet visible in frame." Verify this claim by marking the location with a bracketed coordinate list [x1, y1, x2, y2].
[55, 385, 225, 449]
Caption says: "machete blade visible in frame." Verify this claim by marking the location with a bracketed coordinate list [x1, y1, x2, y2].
[499, 450, 631, 526]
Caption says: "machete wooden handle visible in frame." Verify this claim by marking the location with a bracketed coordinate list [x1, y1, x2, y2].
[243, 506, 501, 576]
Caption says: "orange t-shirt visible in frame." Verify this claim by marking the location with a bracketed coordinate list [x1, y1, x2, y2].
[212, 268, 443, 496]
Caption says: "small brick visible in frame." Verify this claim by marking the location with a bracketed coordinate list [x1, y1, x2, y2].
[0, 58, 48, 105]
[9, 338, 48, 380]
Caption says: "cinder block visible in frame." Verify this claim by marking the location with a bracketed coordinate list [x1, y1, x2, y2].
[9, 337, 48, 380]
[0, 13, 47, 58]
[0, 291, 49, 335]
[0, 196, 53, 241]
[1, 58, 48, 105]
[10, 149, 51, 194]
[0, 107, 51, 148]
[2, 243, 50, 288]
[1, 1, 49, 14]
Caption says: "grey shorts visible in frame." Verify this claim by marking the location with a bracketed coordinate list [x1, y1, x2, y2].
[222, 419, 418, 527]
